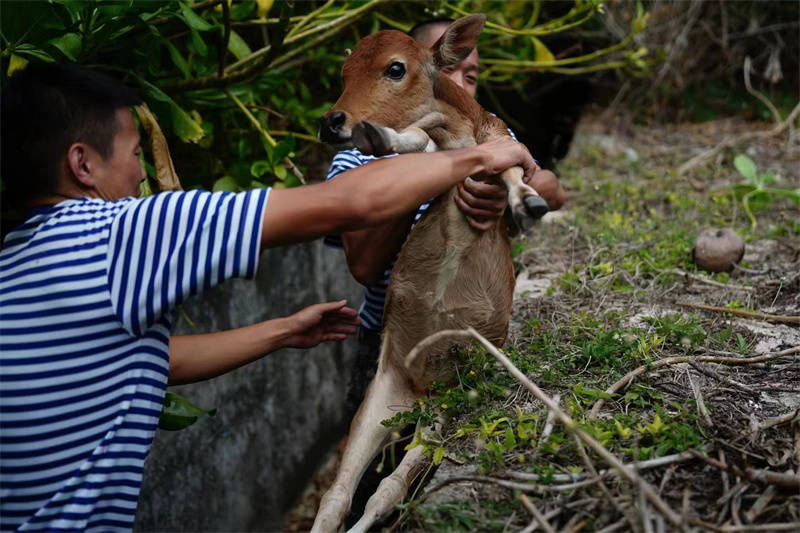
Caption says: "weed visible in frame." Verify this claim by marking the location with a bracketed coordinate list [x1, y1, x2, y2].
[733, 154, 800, 230]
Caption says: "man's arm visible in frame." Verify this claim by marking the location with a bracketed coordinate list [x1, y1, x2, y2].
[168, 301, 359, 385]
[260, 137, 537, 249]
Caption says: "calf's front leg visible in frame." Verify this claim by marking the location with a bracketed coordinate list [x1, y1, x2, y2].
[352, 113, 444, 156]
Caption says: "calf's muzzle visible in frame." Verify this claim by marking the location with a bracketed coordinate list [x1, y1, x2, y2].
[319, 111, 349, 144]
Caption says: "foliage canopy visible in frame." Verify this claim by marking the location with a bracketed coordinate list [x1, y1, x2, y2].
[1, 0, 648, 192]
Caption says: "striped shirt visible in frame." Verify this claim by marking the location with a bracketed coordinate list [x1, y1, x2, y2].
[325, 126, 519, 332]
[0, 189, 268, 532]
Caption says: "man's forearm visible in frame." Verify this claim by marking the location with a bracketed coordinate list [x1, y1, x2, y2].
[260, 147, 489, 249]
[168, 319, 292, 385]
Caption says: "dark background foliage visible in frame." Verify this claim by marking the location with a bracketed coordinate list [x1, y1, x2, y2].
[1, 0, 796, 194]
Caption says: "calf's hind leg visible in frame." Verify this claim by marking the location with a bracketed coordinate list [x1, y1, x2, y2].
[347, 444, 432, 533]
[312, 362, 417, 533]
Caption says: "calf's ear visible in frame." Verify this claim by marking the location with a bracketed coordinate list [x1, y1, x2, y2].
[432, 14, 486, 69]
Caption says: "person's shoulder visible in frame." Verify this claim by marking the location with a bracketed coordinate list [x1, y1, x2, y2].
[332, 148, 379, 166]
[328, 148, 378, 180]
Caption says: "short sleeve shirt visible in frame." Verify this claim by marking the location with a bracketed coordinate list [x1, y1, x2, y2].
[0, 189, 268, 531]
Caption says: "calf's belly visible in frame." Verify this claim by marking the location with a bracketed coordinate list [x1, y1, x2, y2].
[381, 201, 514, 390]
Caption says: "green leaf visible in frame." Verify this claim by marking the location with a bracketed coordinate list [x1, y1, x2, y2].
[733, 154, 758, 184]
[139, 79, 205, 143]
[47, 32, 81, 61]
[250, 160, 271, 178]
[158, 391, 216, 431]
[6, 53, 28, 77]
[432, 446, 445, 465]
[226, 29, 252, 61]
[531, 37, 555, 63]
[189, 27, 208, 56]
[213, 175, 240, 192]
[13, 44, 55, 63]
[272, 135, 294, 163]
[180, 2, 214, 31]
[164, 40, 191, 78]
[502, 426, 517, 451]
[273, 164, 287, 181]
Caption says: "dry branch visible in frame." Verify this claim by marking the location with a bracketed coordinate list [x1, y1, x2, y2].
[759, 409, 800, 432]
[506, 451, 697, 483]
[589, 345, 800, 418]
[678, 302, 800, 325]
[519, 494, 557, 533]
[663, 269, 754, 292]
[691, 452, 800, 491]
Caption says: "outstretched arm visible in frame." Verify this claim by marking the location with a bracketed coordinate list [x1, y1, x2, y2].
[168, 301, 359, 385]
[260, 137, 537, 249]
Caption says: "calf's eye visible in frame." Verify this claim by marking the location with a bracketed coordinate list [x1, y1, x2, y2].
[386, 62, 406, 80]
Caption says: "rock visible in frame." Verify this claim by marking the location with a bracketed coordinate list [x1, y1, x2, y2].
[692, 228, 745, 273]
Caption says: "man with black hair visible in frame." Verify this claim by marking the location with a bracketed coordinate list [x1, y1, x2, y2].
[325, 19, 566, 420]
[0, 63, 539, 531]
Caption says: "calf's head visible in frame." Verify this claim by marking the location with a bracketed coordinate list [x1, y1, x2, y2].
[319, 14, 486, 149]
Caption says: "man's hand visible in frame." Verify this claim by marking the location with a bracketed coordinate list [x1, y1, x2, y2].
[283, 300, 360, 349]
[475, 137, 539, 183]
[454, 177, 507, 231]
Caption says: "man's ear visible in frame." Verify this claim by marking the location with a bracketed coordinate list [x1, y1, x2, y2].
[432, 14, 486, 70]
[66, 142, 97, 187]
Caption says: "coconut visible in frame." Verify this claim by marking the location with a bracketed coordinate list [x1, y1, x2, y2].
[692, 228, 745, 273]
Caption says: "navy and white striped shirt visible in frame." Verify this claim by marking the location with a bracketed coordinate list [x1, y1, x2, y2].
[0, 189, 268, 531]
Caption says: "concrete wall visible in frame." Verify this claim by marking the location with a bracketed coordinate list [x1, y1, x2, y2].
[135, 241, 362, 532]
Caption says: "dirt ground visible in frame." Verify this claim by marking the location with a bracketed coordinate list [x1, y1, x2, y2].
[287, 114, 800, 532]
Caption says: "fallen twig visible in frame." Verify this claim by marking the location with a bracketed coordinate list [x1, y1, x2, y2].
[506, 451, 697, 483]
[677, 302, 800, 325]
[519, 494, 558, 533]
[691, 451, 800, 491]
[758, 409, 800, 432]
[572, 434, 636, 533]
[688, 361, 757, 395]
[689, 522, 800, 532]
[663, 269, 754, 292]
[519, 507, 563, 533]
[589, 345, 800, 418]
[688, 370, 713, 427]
[743, 485, 777, 523]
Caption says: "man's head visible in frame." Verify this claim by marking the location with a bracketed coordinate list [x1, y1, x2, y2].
[409, 18, 480, 97]
[1, 63, 144, 206]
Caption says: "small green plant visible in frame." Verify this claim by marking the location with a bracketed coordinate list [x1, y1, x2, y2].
[733, 154, 800, 230]
[158, 391, 216, 431]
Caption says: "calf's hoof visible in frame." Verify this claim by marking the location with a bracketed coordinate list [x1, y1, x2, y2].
[352, 121, 394, 156]
[525, 195, 549, 220]
[512, 195, 548, 233]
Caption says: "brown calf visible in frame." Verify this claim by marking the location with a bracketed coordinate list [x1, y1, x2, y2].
[313, 15, 545, 533]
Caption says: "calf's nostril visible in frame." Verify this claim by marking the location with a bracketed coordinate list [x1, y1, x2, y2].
[324, 112, 346, 131]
